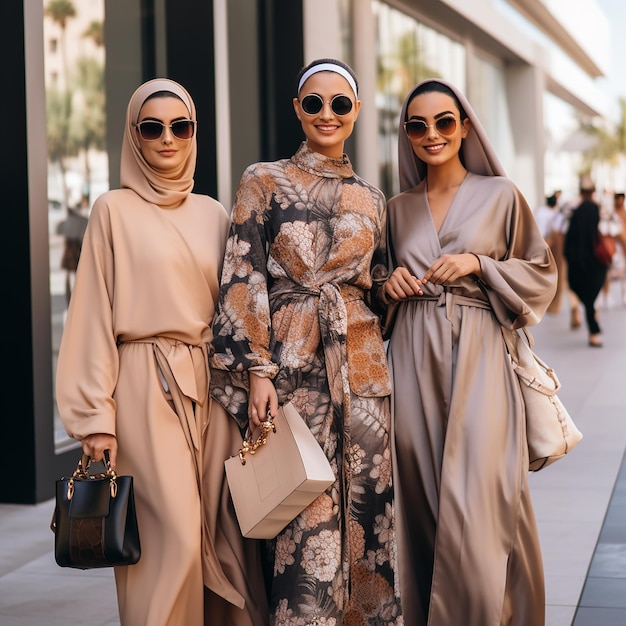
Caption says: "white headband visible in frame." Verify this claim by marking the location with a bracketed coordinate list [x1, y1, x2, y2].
[297, 63, 358, 97]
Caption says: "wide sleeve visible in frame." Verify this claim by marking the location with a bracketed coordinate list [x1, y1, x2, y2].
[55, 196, 119, 440]
[475, 181, 557, 329]
[210, 165, 279, 379]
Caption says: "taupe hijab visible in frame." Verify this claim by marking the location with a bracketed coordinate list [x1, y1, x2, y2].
[397, 78, 506, 192]
[120, 78, 197, 208]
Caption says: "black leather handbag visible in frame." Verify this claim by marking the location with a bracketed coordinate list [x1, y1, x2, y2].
[51, 452, 141, 569]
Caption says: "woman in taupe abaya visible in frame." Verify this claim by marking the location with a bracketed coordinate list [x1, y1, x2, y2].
[382, 79, 556, 625]
[56, 79, 268, 626]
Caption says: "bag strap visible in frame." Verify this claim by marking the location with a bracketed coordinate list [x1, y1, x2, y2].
[474, 280, 559, 388]
[501, 326, 561, 392]
[501, 326, 534, 363]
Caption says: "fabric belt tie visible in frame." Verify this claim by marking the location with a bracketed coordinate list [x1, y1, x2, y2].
[119, 336, 244, 607]
[120, 337, 208, 451]
[160, 340, 207, 405]
[417, 288, 491, 322]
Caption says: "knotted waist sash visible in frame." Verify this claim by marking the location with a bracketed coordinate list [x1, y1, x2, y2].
[118, 336, 248, 607]
[270, 279, 369, 605]
[414, 285, 492, 321]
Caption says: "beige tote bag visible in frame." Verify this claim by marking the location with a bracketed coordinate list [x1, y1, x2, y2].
[225, 401, 335, 539]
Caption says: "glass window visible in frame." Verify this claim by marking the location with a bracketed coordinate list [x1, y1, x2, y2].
[469, 55, 514, 172]
[543, 92, 582, 199]
[44, 0, 108, 452]
[373, 1, 466, 197]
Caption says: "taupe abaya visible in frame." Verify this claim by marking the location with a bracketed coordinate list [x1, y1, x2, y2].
[388, 79, 557, 626]
[56, 79, 268, 626]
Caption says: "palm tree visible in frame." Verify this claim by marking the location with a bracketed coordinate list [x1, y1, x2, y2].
[616, 98, 626, 155]
[72, 19, 106, 199]
[577, 113, 620, 189]
[45, 0, 76, 81]
[71, 56, 105, 197]
[82, 20, 103, 47]
[45, 0, 77, 207]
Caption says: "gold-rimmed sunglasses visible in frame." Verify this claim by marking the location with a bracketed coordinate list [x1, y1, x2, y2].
[133, 119, 196, 141]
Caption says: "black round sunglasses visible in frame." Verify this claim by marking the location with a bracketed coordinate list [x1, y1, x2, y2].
[299, 93, 354, 116]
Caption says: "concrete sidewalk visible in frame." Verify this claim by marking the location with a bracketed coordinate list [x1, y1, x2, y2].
[1, 288, 625, 625]
[530, 288, 626, 626]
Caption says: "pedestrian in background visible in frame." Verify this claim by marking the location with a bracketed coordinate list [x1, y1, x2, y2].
[210, 58, 402, 624]
[614, 192, 626, 247]
[553, 192, 585, 328]
[535, 192, 567, 313]
[612, 192, 626, 305]
[56, 78, 267, 626]
[382, 78, 556, 625]
[564, 176, 608, 347]
[598, 190, 625, 308]
[58, 193, 89, 304]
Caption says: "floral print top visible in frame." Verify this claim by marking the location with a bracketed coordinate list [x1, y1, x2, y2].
[210, 141, 391, 426]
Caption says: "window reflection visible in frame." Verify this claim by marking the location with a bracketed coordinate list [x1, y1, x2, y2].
[373, 1, 465, 198]
[469, 56, 513, 170]
[44, 0, 108, 451]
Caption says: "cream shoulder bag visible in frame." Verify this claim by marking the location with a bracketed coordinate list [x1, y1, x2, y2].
[224, 401, 335, 539]
[502, 327, 582, 471]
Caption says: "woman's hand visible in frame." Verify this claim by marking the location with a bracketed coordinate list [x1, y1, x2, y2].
[422, 253, 482, 285]
[81, 433, 118, 469]
[382, 267, 424, 302]
[248, 373, 279, 427]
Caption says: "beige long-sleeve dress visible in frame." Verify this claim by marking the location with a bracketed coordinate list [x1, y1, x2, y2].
[56, 78, 268, 626]
[56, 189, 268, 625]
[388, 173, 556, 625]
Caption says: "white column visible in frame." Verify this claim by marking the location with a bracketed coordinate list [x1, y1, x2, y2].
[213, 0, 232, 209]
[351, 0, 380, 187]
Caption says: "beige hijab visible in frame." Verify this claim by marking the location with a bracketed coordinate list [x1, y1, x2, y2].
[397, 78, 506, 192]
[120, 78, 197, 208]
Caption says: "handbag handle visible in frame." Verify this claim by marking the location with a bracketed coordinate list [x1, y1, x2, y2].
[73, 450, 116, 478]
[68, 450, 118, 500]
[51, 450, 118, 533]
[238, 410, 276, 465]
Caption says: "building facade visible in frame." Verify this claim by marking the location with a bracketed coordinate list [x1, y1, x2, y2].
[5, 0, 611, 503]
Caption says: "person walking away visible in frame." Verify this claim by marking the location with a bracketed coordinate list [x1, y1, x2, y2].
[382, 78, 556, 625]
[210, 58, 402, 625]
[564, 176, 608, 347]
[55, 78, 268, 626]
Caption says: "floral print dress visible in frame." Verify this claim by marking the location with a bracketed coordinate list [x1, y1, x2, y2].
[210, 142, 402, 625]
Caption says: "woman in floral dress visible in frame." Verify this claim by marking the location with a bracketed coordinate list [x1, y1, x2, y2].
[210, 58, 402, 625]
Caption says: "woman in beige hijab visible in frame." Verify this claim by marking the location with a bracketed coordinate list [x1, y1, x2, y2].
[56, 79, 268, 626]
[382, 79, 556, 625]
